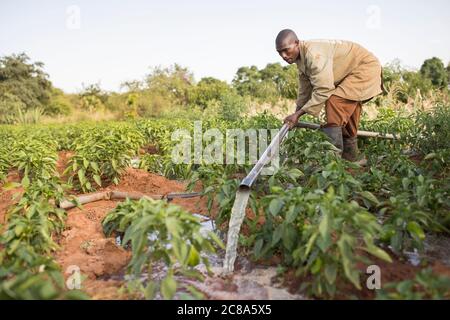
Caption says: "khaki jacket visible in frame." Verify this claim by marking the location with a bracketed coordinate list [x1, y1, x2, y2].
[295, 39, 383, 117]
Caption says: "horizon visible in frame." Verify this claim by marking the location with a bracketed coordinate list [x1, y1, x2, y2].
[1, 0, 449, 94]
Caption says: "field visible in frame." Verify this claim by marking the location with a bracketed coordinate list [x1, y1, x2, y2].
[1, 103, 449, 300]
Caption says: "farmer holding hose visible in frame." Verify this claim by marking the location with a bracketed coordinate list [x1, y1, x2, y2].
[277, 29, 384, 163]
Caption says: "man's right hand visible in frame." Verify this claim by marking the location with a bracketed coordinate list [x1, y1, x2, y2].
[284, 109, 305, 129]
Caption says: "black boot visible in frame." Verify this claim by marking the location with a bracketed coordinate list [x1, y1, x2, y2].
[342, 136, 358, 162]
[343, 136, 368, 166]
[321, 127, 343, 156]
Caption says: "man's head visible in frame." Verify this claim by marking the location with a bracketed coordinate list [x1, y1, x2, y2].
[275, 29, 300, 64]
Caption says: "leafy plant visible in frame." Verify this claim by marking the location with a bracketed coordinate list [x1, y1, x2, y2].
[255, 187, 391, 298]
[0, 251, 89, 300]
[65, 124, 145, 192]
[376, 268, 450, 300]
[3, 199, 66, 256]
[102, 198, 224, 299]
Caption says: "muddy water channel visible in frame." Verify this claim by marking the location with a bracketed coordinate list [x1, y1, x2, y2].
[105, 213, 306, 300]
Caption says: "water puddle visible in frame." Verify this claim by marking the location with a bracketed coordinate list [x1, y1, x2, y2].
[387, 233, 450, 267]
[403, 248, 421, 266]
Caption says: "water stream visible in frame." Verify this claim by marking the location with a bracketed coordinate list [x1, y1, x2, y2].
[222, 188, 251, 273]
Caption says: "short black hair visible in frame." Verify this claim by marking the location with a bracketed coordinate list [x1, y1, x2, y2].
[275, 29, 298, 47]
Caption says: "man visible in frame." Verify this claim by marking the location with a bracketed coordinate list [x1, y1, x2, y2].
[277, 29, 383, 162]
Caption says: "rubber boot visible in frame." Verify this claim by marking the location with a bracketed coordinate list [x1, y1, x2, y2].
[321, 126, 343, 156]
[343, 136, 367, 166]
[342, 136, 358, 162]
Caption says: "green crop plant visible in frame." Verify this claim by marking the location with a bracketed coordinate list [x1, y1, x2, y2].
[0, 99, 448, 301]
[10, 136, 58, 184]
[139, 153, 194, 180]
[0, 249, 89, 300]
[64, 124, 145, 192]
[3, 199, 66, 256]
[254, 187, 391, 298]
[376, 268, 450, 300]
[102, 198, 224, 299]
[0, 129, 15, 181]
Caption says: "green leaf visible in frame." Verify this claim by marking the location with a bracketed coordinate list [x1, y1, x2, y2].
[253, 238, 264, 258]
[187, 246, 200, 266]
[93, 174, 102, 187]
[208, 231, 225, 250]
[322, 171, 331, 179]
[324, 264, 337, 284]
[272, 225, 283, 246]
[286, 205, 299, 223]
[424, 153, 436, 160]
[64, 290, 91, 300]
[390, 232, 403, 253]
[90, 161, 99, 172]
[14, 224, 24, 236]
[21, 175, 30, 188]
[2, 181, 21, 190]
[111, 159, 117, 170]
[359, 191, 380, 205]
[78, 169, 86, 185]
[144, 281, 157, 300]
[318, 212, 330, 239]
[311, 257, 322, 274]
[402, 177, 410, 190]
[305, 231, 318, 257]
[287, 168, 303, 180]
[364, 245, 392, 263]
[282, 225, 297, 251]
[407, 221, 426, 240]
[165, 217, 181, 237]
[337, 235, 361, 289]
[161, 275, 177, 300]
[269, 199, 283, 216]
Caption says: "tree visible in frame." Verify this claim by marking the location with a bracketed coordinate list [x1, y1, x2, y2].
[145, 64, 194, 106]
[79, 83, 108, 112]
[0, 53, 52, 112]
[260, 63, 298, 99]
[232, 63, 298, 100]
[188, 77, 231, 109]
[232, 65, 263, 97]
[46, 88, 73, 115]
[447, 62, 450, 86]
[420, 57, 448, 89]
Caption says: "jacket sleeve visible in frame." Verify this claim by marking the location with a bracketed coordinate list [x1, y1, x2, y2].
[300, 51, 335, 116]
[295, 72, 312, 112]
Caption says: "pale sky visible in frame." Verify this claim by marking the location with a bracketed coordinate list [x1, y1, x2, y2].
[1, 0, 449, 93]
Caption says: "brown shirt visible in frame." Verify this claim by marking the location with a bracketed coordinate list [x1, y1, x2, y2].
[295, 39, 383, 117]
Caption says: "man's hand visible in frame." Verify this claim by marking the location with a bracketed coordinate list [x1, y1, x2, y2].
[284, 109, 305, 129]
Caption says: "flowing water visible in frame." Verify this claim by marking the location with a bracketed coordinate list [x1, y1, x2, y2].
[222, 188, 251, 273]
[107, 208, 306, 300]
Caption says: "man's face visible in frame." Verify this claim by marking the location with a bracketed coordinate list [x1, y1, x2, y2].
[276, 40, 300, 64]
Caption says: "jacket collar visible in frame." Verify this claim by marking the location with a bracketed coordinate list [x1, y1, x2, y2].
[295, 41, 307, 74]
